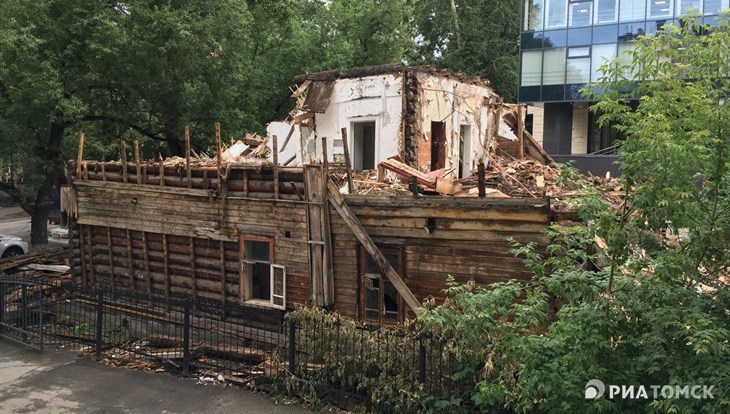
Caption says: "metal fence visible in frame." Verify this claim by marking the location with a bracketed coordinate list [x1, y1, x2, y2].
[1, 276, 482, 412]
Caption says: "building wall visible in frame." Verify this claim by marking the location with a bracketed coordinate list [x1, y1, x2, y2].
[571, 104, 589, 155]
[527, 103, 544, 145]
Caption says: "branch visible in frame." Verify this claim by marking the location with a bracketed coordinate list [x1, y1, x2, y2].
[0, 181, 34, 215]
[82, 115, 168, 143]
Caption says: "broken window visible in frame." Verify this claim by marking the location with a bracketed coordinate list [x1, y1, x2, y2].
[241, 238, 285, 308]
[352, 121, 376, 170]
[360, 247, 402, 324]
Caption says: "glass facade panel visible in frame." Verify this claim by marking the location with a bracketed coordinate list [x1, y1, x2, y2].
[704, 0, 728, 14]
[524, 0, 545, 30]
[567, 57, 591, 83]
[591, 43, 617, 81]
[544, 29, 568, 47]
[569, 2, 593, 27]
[568, 27, 592, 45]
[593, 24, 619, 43]
[648, 0, 673, 18]
[543, 48, 567, 84]
[595, 0, 618, 23]
[521, 32, 544, 49]
[620, 0, 646, 21]
[546, 0, 568, 28]
[678, 0, 702, 15]
[521, 50, 544, 86]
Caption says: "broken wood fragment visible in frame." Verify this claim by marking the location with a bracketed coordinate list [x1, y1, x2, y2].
[340, 128, 354, 194]
[185, 125, 192, 188]
[76, 132, 85, 178]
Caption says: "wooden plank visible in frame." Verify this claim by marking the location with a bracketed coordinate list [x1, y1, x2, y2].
[304, 166, 325, 305]
[107, 227, 116, 291]
[189, 237, 197, 302]
[517, 105, 525, 159]
[121, 140, 128, 183]
[126, 229, 136, 293]
[273, 135, 279, 199]
[185, 125, 192, 188]
[134, 140, 142, 184]
[79, 224, 88, 288]
[76, 132, 84, 178]
[340, 127, 354, 194]
[320, 139, 334, 304]
[142, 231, 152, 297]
[219, 240, 226, 308]
[326, 179, 420, 312]
[85, 225, 96, 286]
[279, 123, 295, 154]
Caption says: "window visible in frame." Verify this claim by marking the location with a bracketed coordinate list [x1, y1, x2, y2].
[360, 247, 403, 324]
[678, 0, 702, 15]
[620, 0, 646, 21]
[704, 1, 727, 15]
[595, 0, 618, 23]
[524, 0, 544, 30]
[569, 1, 593, 27]
[521, 50, 544, 86]
[546, 0, 568, 28]
[352, 121, 376, 170]
[588, 104, 634, 153]
[240, 238, 286, 309]
[648, 0, 673, 18]
[542, 48, 567, 84]
[591, 43, 617, 81]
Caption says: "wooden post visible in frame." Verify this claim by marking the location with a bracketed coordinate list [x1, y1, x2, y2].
[478, 161, 486, 198]
[185, 125, 192, 188]
[215, 122, 222, 167]
[101, 162, 106, 181]
[340, 128, 354, 194]
[121, 140, 128, 183]
[126, 230, 136, 294]
[162, 234, 170, 310]
[133, 140, 142, 184]
[107, 227, 115, 291]
[321, 137, 329, 175]
[517, 105, 525, 159]
[219, 240, 226, 310]
[158, 154, 165, 187]
[272, 135, 279, 199]
[189, 238, 198, 308]
[76, 132, 84, 178]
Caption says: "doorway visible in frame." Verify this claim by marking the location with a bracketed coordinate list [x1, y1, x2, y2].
[458, 124, 471, 178]
[430, 121, 446, 171]
[352, 121, 376, 170]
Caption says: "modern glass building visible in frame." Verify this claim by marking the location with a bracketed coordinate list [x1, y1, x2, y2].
[519, 0, 729, 173]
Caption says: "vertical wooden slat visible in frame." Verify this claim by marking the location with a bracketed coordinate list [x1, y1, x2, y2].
[76, 132, 84, 178]
[142, 231, 152, 297]
[341, 127, 354, 194]
[185, 125, 192, 188]
[107, 227, 115, 291]
[85, 225, 96, 287]
[79, 224, 88, 288]
[101, 162, 106, 181]
[189, 237, 197, 304]
[273, 135, 279, 199]
[159, 154, 165, 187]
[243, 170, 249, 196]
[517, 105, 525, 159]
[219, 240, 227, 318]
[163, 234, 170, 310]
[121, 140, 128, 183]
[134, 140, 142, 184]
[126, 230, 136, 293]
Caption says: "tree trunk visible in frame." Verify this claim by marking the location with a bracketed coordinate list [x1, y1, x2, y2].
[29, 120, 65, 246]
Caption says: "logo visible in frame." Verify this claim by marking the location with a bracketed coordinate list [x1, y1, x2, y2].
[585, 379, 605, 399]
[585, 379, 715, 400]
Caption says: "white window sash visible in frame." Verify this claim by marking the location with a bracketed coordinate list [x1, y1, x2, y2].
[270, 264, 286, 310]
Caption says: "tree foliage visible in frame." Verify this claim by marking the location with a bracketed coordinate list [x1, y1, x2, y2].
[418, 15, 730, 413]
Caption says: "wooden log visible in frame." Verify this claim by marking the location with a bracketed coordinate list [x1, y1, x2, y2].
[189, 237, 197, 303]
[76, 132, 85, 178]
[272, 135, 279, 199]
[121, 140, 128, 183]
[326, 180, 420, 311]
[517, 105, 525, 159]
[158, 155, 165, 187]
[134, 140, 142, 184]
[107, 227, 116, 291]
[126, 229, 136, 293]
[340, 127, 354, 194]
[185, 125, 192, 188]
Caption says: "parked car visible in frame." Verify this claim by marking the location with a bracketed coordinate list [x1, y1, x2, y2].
[0, 234, 29, 258]
[49, 226, 69, 241]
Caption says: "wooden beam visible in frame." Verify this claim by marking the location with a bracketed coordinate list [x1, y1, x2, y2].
[272, 135, 279, 199]
[158, 154, 165, 187]
[121, 140, 128, 183]
[163, 234, 170, 310]
[107, 227, 115, 291]
[517, 105, 525, 159]
[340, 128, 354, 194]
[133, 140, 142, 184]
[185, 125, 192, 188]
[319, 140, 334, 304]
[279, 123, 295, 153]
[326, 179, 420, 311]
[76, 132, 85, 178]
[126, 229, 136, 293]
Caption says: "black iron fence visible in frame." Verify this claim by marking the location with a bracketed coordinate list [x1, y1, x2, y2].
[1, 276, 482, 412]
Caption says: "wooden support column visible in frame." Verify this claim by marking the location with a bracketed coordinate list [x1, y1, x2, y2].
[158, 155, 165, 187]
[126, 230, 136, 294]
[326, 180, 421, 312]
[101, 163, 106, 181]
[76, 132, 84, 178]
[85, 225, 96, 286]
[340, 128, 354, 194]
[185, 125, 192, 188]
[107, 227, 115, 291]
[121, 140, 128, 183]
[142, 232, 152, 298]
[189, 237, 198, 305]
[219, 240, 227, 315]
[243, 170, 249, 196]
[79, 224, 88, 288]
[319, 137, 334, 303]
[273, 135, 279, 199]
[517, 105, 525, 159]
[162, 234, 170, 310]
[134, 140, 142, 184]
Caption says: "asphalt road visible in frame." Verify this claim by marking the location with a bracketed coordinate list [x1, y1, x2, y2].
[0, 341, 317, 414]
[0, 196, 67, 246]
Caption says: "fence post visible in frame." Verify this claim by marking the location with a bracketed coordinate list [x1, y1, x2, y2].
[183, 300, 191, 376]
[288, 319, 296, 374]
[21, 284, 28, 343]
[0, 280, 5, 324]
[95, 288, 104, 360]
[418, 334, 426, 384]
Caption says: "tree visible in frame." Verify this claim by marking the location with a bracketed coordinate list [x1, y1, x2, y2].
[409, 0, 520, 101]
[418, 15, 730, 413]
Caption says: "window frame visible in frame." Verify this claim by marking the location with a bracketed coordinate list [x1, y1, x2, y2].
[358, 246, 405, 325]
[240, 236, 283, 308]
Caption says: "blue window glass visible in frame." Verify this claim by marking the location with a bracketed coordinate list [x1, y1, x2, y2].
[543, 29, 567, 47]
[595, 0, 618, 23]
[620, 0, 646, 21]
[593, 24, 619, 43]
[619, 22, 646, 40]
[704, 1, 724, 14]
[519, 86, 542, 102]
[542, 85, 566, 101]
[568, 27, 592, 46]
[521, 32, 544, 49]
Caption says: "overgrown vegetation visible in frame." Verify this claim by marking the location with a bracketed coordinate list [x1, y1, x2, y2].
[417, 14, 730, 414]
